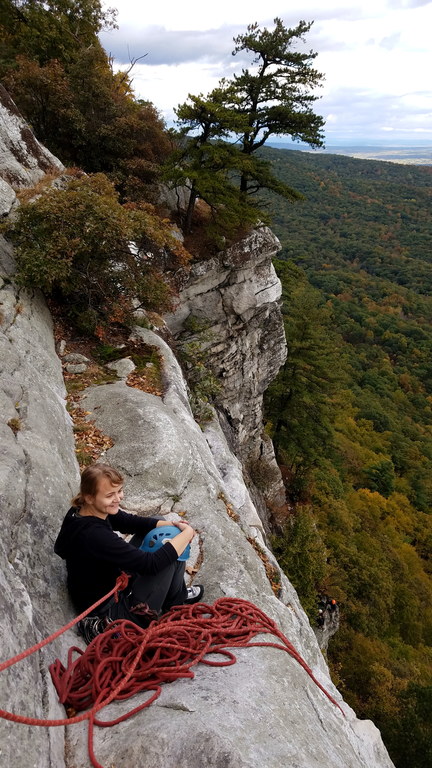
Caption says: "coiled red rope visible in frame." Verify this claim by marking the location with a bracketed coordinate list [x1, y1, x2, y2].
[0, 572, 129, 725]
[1, 588, 344, 768]
[0, 573, 129, 678]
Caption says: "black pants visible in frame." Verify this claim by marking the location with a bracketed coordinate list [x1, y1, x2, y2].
[98, 535, 187, 629]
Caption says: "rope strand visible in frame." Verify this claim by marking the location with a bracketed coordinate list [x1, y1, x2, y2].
[0, 593, 344, 768]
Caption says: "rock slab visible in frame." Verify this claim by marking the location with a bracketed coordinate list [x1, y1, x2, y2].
[67, 330, 395, 768]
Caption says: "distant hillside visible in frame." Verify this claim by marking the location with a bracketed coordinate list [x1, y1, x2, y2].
[265, 147, 432, 293]
[264, 147, 432, 768]
[268, 142, 432, 165]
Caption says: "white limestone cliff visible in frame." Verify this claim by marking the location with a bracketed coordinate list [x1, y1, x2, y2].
[0, 84, 63, 217]
[165, 229, 287, 463]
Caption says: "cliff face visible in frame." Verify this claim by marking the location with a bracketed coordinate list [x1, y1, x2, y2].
[0, 89, 77, 768]
[0, 84, 63, 216]
[165, 229, 287, 463]
[0, 91, 395, 768]
[164, 229, 289, 523]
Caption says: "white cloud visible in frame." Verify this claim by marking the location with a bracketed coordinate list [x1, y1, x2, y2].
[388, 0, 431, 7]
[101, 0, 432, 143]
[101, 24, 241, 66]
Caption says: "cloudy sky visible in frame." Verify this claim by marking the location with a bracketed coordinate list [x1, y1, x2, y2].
[100, 0, 432, 145]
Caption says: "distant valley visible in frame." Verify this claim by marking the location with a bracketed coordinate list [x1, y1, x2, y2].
[263, 144, 432, 767]
[270, 141, 432, 165]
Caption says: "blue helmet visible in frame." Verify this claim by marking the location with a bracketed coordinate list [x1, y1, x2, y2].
[140, 525, 191, 562]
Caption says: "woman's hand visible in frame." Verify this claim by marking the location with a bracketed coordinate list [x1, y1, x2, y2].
[171, 519, 191, 529]
[176, 521, 195, 539]
[167, 522, 195, 557]
[156, 518, 191, 529]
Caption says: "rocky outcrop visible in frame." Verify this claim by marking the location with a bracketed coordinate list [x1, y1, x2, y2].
[0, 91, 395, 768]
[165, 228, 287, 464]
[0, 89, 74, 768]
[0, 235, 79, 768]
[163, 227, 289, 527]
[0, 85, 63, 216]
[73, 329, 394, 768]
[315, 601, 341, 652]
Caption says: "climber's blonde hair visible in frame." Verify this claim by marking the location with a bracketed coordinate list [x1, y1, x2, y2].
[71, 463, 124, 507]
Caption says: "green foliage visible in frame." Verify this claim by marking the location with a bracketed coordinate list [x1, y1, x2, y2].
[0, 0, 116, 73]
[75, 308, 99, 336]
[271, 507, 328, 616]
[264, 146, 432, 295]
[169, 17, 323, 235]
[363, 459, 395, 497]
[386, 684, 432, 768]
[265, 260, 345, 499]
[4, 173, 188, 330]
[129, 348, 161, 372]
[94, 343, 126, 363]
[227, 18, 324, 189]
[94, 339, 161, 380]
[168, 96, 263, 235]
[182, 315, 210, 334]
[247, 458, 282, 493]
[265, 147, 432, 768]
[178, 317, 221, 423]
[1, 0, 170, 193]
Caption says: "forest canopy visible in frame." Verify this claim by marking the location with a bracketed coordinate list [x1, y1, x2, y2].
[0, 0, 171, 198]
[264, 147, 432, 768]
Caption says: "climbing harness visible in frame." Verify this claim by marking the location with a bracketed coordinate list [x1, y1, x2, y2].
[140, 524, 191, 561]
[0, 578, 345, 768]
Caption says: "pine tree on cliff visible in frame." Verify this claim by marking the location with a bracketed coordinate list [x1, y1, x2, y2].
[226, 18, 325, 194]
[172, 18, 325, 233]
[171, 90, 258, 236]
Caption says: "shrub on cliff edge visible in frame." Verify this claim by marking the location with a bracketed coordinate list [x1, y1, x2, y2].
[3, 172, 189, 332]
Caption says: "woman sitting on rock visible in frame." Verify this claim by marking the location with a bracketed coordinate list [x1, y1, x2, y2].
[54, 462, 203, 642]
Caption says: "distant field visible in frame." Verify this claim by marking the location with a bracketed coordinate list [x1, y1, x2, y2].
[269, 142, 432, 165]
[312, 146, 432, 165]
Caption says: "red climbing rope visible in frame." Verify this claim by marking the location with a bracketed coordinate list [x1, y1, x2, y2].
[0, 572, 130, 729]
[1, 593, 345, 768]
[0, 572, 129, 677]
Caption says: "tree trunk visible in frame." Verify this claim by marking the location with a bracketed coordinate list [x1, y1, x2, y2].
[184, 182, 198, 233]
[240, 174, 248, 195]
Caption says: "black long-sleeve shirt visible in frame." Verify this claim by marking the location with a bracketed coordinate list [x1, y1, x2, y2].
[54, 508, 178, 612]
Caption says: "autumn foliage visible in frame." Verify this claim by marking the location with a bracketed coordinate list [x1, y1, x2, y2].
[1, 0, 171, 198]
[265, 153, 432, 768]
[4, 173, 189, 331]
